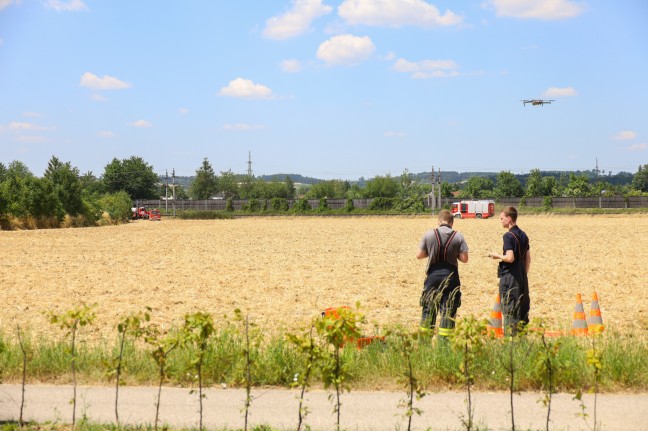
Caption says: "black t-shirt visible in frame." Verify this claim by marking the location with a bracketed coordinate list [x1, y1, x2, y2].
[498, 226, 529, 280]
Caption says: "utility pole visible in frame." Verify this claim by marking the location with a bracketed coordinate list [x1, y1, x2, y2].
[172, 168, 176, 217]
[430, 166, 436, 213]
[165, 170, 169, 214]
[247, 151, 253, 177]
[437, 167, 442, 209]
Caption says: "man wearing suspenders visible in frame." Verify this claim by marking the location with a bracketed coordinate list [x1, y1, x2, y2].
[489, 206, 531, 336]
[416, 210, 469, 339]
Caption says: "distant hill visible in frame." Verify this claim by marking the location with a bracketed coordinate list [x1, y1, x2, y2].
[163, 170, 635, 187]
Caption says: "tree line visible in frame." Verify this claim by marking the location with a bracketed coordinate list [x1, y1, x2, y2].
[2, 155, 647, 228]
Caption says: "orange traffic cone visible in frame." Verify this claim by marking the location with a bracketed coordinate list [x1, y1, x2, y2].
[487, 293, 504, 338]
[587, 292, 605, 334]
[571, 293, 589, 336]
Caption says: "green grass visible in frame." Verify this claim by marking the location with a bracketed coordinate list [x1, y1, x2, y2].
[2, 328, 647, 392]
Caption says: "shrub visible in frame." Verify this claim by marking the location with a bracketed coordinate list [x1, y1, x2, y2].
[98, 191, 132, 223]
[368, 197, 394, 211]
[225, 199, 234, 212]
[543, 196, 553, 209]
[271, 198, 289, 212]
[292, 198, 312, 213]
[317, 198, 329, 213]
[344, 198, 355, 213]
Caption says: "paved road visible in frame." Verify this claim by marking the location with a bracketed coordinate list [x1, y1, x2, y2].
[1, 384, 645, 430]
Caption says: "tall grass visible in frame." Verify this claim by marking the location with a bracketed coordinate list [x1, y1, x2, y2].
[1, 329, 647, 392]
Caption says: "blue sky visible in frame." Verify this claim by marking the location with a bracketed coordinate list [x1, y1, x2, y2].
[1, 0, 646, 180]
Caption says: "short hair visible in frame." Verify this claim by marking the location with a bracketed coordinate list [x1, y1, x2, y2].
[501, 206, 518, 222]
[438, 209, 454, 226]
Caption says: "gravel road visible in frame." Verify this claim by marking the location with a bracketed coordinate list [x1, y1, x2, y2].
[1, 384, 645, 430]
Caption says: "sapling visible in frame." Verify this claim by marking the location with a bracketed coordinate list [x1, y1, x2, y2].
[287, 324, 322, 431]
[497, 320, 531, 431]
[450, 315, 487, 431]
[386, 326, 427, 431]
[16, 324, 32, 427]
[47, 303, 96, 429]
[531, 318, 563, 431]
[575, 333, 603, 431]
[181, 311, 215, 431]
[111, 308, 150, 424]
[143, 324, 180, 431]
[233, 309, 263, 431]
[315, 304, 365, 431]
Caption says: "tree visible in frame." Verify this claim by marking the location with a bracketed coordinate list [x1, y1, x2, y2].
[525, 169, 544, 197]
[564, 173, 592, 197]
[494, 171, 524, 198]
[305, 180, 349, 199]
[218, 170, 239, 200]
[189, 158, 218, 199]
[103, 156, 159, 199]
[44, 156, 84, 217]
[363, 175, 398, 198]
[631, 164, 648, 192]
[0, 162, 7, 183]
[285, 176, 296, 199]
[1, 161, 34, 217]
[462, 176, 494, 199]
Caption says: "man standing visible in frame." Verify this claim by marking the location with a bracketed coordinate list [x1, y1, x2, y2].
[416, 210, 469, 339]
[489, 206, 531, 335]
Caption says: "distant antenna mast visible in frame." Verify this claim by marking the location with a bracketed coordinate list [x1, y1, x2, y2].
[247, 151, 253, 177]
[595, 157, 600, 179]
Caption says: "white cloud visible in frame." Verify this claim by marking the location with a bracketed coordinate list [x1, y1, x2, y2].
[179, 108, 189, 114]
[45, 0, 88, 12]
[281, 59, 302, 73]
[22, 111, 42, 117]
[613, 130, 637, 141]
[542, 86, 577, 97]
[484, 0, 585, 20]
[97, 131, 114, 138]
[0, 0, 20, 12]
[7, 121, 54, 131]
[384, 131, 405, 137]
[263, 0, 333, 40]
[222, 123, 265, 131]
[80, 72, 131, 90]
[626, 143, 647, 152]
[393, 57, 459, 78]
[338, 0, 463, 27]
[317, 34, 375, 66]
[14, 135, 48, 143]
[130, 120, 152, 128]
[218, 78, 274, 99]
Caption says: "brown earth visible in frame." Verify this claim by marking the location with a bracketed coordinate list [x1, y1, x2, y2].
[2, 214, 648, 341]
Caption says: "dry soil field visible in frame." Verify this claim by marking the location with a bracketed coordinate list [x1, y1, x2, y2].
[2, 215, 647, 341]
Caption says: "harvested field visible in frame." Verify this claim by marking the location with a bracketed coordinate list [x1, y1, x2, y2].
[2, 215, 648, 341]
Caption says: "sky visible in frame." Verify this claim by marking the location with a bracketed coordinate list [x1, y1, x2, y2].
[1, 0, 647, 180]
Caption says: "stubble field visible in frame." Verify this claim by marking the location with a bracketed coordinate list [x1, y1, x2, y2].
[2, 214, 648, 341]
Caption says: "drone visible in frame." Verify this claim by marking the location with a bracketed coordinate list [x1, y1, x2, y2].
[522, 99, 555, 106]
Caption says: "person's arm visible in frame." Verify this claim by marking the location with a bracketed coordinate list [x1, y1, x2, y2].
[489, 250, 514, 262]
[524, 251, 531, 273]
[458, 251, 469, 263]
[416, 248, 428, 260]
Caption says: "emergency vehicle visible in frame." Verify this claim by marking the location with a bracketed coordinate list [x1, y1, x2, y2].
[451, 200, 495, 219]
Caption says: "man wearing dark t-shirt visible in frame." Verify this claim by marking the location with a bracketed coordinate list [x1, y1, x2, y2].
[489, 207, 531, 335]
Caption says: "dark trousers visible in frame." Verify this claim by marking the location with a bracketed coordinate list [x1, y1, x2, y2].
[420, 269, 461, 337]
[499, 273, 529, 336]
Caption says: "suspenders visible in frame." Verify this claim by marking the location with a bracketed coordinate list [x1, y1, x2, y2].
[433, 228, 458, 263]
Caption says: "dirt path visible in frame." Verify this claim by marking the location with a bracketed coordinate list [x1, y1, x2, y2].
[1, 384, 645, 430]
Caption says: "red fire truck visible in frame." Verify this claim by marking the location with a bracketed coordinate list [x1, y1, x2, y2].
[451, 200, 495, 219]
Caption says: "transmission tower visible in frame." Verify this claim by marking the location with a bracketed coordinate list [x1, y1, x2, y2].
[247, 151, 253, 177]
